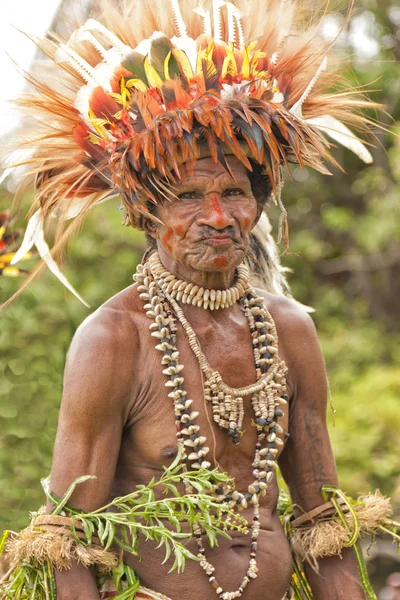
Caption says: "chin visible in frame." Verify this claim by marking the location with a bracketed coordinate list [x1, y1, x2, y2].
[187, 247, 246, 272]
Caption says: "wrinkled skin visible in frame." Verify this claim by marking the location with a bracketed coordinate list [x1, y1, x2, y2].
[146, 158, 259, 284]
[51, 157, 366, 599]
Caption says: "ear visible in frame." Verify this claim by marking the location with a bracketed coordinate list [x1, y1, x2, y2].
[143, 216, 159, 240]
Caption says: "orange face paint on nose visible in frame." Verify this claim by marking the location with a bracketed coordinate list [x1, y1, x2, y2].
[210, 194, 223, 217]
[210, 193, 225, 227]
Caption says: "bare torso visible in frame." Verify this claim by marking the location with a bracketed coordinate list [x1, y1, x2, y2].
[50, 156, 367, 600]
[107, 283, 293, 600]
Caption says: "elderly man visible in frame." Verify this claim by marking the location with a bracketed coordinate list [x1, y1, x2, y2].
[49, 153, 368, 600]
[2, 1, 381, 599]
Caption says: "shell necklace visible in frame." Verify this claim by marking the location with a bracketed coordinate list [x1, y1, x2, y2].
[134, 255, 289, 600]
[148, 252, 250, 310]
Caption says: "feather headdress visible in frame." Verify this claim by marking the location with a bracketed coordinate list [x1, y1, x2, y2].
[1, 0, 377, 303]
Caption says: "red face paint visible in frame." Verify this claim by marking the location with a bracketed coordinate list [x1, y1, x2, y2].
[210, 193, 224, 227]
[214, 256, 228, 267]
[162, 228, 174, 252]
[174, 224, 184, 238]
[243, 217, 251, 229]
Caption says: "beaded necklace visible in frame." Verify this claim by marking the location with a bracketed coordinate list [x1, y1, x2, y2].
[133, 253, 289, 600]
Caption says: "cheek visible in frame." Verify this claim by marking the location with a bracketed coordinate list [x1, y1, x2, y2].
[162, 227, 174, 252]
[237, 200, 258, 232]
[174, 224, 185, 239]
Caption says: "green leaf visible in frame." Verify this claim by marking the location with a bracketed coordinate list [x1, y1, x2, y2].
[50, 475, 96, 516]
[44, 561, 57, 600]
[81, 518, 95, 544]
[105, 521, 116, 551]
[0, 530, 10, 555]
[111, 560, 125, 592]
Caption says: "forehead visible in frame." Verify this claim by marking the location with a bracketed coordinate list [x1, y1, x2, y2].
[179, 156, 250, 184]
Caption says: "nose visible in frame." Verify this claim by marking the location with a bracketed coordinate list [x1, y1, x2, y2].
[197, 193, 235, 230]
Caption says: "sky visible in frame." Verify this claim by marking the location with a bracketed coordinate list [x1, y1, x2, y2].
[0, 0, 61, 135]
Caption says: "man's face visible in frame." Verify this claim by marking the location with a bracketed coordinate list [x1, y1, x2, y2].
[148, 157, 260, 272]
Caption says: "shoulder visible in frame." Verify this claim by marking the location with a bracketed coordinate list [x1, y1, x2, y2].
[67, 282, 145, 367]
[255, 289, 326, 396]
[256, 289, 319, 353]
[62, 283, 148, 420]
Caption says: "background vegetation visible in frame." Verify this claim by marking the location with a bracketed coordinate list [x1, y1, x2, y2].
[0, 0, 399, 592]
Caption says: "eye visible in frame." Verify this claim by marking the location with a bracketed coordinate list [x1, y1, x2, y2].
[178, 191, 200, 200]
[225, 188, 244, 196]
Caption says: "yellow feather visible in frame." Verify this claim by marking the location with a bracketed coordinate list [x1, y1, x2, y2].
[196, 47, 208, 77]
[88, 108, 110, 138]
[241, 47, 250, 79]
[164, 51, 172, 80]
[144, 56, 163, 88]
[2, 267, 20, 277]
[247, 40, 259, 56]
[172, 48, 194, 81]
[222, 44, 238, 78]
[125, 79, 149, 93]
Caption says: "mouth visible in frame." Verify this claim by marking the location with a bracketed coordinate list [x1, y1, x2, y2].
[204, 236, 234, 247]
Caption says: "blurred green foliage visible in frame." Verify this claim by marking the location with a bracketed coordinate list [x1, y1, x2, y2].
[0, 207, 145, 531]
[0, 1, 399, 575]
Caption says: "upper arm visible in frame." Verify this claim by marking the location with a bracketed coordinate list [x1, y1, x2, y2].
[277, 307, 338, 510]
[50, 307, 136, 511]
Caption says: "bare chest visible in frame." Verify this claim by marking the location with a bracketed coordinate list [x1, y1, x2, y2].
[118, 315, 290, 492]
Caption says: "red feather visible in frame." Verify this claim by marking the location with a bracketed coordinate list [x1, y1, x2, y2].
[89, 87, 121, 122]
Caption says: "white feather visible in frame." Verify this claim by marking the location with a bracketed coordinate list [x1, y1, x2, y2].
[93, 60, 119, 91]
[81, 19, 128, 51]
[170, 0, 187, 37]
[11, 210, 89, 306]
[134, 37, 153, 56]
[34, 225, 90, 307]
[11, 210, 43, 265]
[72, 30, 108, 58]
[55, 45, 99, 85]
[0, 167, 13, 185]
[270, 52, 278, 65]
[290, 56, 327, 119]
[226, 2, 239, 45]
[74, 84, 96, 121]
[213, 0, 226, 42]
[193, 5, 212, 36]
[306, 115, 373, 164]
[234, 10, 245, 49]
[171, 35, 198, 73]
